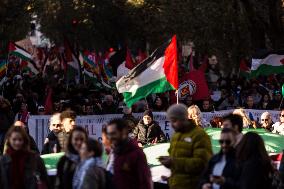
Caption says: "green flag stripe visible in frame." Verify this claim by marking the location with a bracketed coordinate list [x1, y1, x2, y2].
[122, 77, 174, 107]
[10, 52, 32, 62]
[250, 64, 284, 78]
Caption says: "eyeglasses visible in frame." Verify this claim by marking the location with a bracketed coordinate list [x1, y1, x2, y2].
[219, 139, 231, 145]
[261, 119, 268, 121]
[280, 115, 284, 118]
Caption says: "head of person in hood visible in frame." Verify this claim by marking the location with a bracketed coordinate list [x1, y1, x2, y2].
[143, 110, 154, 125]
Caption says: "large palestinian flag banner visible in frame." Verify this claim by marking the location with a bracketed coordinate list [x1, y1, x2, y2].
[251, 51, 284, 78]
[116, 35, 178, 107]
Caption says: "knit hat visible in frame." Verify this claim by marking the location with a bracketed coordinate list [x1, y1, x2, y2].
[143, 110, 153, 119]
[167, 104, 188, 120]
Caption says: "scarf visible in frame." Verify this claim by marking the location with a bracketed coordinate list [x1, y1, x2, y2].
[6, 148, 29, 189]
[72, 157, 96, 189]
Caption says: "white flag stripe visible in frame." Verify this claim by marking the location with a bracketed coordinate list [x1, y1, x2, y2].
[252, 54, 284, 70]
[15, 47, 32, 59]
[27, 62, 39, 75]
[116, 57, 165, 95]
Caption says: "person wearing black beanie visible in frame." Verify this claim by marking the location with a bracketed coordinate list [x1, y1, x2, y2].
[132, 110, 166, 146]
[143, 110, 154, 121]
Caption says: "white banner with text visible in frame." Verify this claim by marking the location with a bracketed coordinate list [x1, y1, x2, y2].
[28, 109, 281, 151]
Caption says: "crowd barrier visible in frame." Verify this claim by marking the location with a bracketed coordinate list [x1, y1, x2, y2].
[28, 109, 282, 151]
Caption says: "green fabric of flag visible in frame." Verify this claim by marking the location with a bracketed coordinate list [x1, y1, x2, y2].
[41, 129, 284, 171]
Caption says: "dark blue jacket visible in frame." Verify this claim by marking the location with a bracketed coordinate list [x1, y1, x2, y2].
[199, 149, 238, 189]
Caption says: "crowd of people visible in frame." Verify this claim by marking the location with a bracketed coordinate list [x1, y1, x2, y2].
[1, 48, 284, 189]
[1, 54, 284, 118]
[0, 103, 284, 189]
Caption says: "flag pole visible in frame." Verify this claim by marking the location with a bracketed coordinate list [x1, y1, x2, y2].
[176, 89, 179, 104]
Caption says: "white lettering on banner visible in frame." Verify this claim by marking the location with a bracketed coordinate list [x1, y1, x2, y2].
[28, 109, 281, 151]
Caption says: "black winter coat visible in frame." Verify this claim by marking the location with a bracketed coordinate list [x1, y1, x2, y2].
[237, 158, 273, 189]
[29, 135, 40, 154]
[199, 149, 237, 189]
[0, 152, 49, 189]
[55, 154, 79, 189]
[132, 120, 166, 145]
[41, 131, 61, 154]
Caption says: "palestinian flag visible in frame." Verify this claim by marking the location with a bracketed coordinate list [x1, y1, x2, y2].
[9, 42, 32, 62]
[108, 47, 139, 78]
[116, 35, 178, 107]
[83, 69, 103, 88]
[239, 59, 251, 78]
[84, 69, 113, 89]
[9, 42, 39, 75]
[63, 41, 81, 84]
[116, 48, 136, 79]
[0, 60, 7, 79]
[251, 50, 284, 78]
[20, 60, 39, 76]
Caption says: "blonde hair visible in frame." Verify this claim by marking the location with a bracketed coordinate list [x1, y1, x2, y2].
[188, 105, 202, 126]
[233, 108, 252, 128]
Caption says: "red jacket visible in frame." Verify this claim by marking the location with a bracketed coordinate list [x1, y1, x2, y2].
[113, 139, 152, 189]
